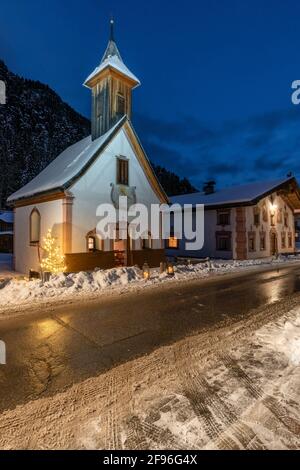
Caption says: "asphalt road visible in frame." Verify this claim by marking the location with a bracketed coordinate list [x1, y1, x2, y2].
[1, 263, 300, 414]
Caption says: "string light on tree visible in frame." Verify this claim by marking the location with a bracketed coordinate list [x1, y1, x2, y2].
[40, 229, 66, 274]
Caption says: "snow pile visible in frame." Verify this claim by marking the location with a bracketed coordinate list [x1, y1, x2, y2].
[173, 254, 300, 279]
[256, 309, 300, 366]
[0, 254, 300, 310]
[0, 267, 142, 306]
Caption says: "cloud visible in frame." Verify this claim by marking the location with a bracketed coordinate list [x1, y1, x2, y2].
[207, 162, 241, 175]
[134, 114, 217, 145]
[134, 106, 300, 189]
[253, 154, 287, 172]
[144, 141, 202, 180]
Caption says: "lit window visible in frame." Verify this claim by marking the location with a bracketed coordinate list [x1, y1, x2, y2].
[117, 158, 129, 186]
[30, 209, 41, 244]
[167, 237, 179, 249]
[217, 210, 230, 226]
[271, 213, 276, 226]
[88, 237, 96, 251]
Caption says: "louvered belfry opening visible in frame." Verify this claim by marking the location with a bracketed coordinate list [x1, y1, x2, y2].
[84, 19, 140, 140]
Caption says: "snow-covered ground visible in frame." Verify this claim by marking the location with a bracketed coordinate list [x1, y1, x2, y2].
[1, 254, 300, 312]
[0, 300, 299, 449]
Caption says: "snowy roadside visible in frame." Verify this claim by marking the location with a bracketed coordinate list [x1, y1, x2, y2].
[0, 254, 300, 316]
[0, 298, 299, 449]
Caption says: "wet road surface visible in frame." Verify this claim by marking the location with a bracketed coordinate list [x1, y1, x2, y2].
[0, 263, 300, 413]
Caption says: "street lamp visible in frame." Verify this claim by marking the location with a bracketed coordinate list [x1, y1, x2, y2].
[270, 196, 277, 215]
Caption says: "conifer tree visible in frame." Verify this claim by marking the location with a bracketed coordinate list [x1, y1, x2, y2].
[40, 229, 66, 274]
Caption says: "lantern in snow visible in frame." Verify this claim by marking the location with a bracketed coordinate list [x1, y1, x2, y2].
[142, 262, 150, 280]
[167, 263, 175, 276]
[29, 269, 40, 280]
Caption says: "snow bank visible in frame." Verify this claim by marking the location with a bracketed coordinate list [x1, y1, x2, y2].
[0, 267, 142, 306]
[173, 254, 300, 278]
[0, 254, 300, 309]
[256, 309, 300, 366]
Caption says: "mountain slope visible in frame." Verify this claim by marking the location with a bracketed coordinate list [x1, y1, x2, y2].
[0, 60, 90, 206]
[0, 61, 196, 207]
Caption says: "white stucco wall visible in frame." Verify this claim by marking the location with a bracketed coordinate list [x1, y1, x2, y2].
[244, 192, 295, 259]
[167, 208, 236, 260]
[69, 128, 163, 253]
[14, 199, 63, 274]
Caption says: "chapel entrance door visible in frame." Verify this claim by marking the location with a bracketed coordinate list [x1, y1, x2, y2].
[114, 239, 126, 267]
[113, 224, 130, 267]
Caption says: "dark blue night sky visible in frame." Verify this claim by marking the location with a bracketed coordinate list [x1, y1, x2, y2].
[1, 0, 300, 190]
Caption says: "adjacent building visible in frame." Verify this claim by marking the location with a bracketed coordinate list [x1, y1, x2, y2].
[167, 177, 300, 260]
[0, 211, 13, 253]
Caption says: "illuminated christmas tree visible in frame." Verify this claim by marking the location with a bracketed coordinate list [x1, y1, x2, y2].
[40, 229, 66, 274]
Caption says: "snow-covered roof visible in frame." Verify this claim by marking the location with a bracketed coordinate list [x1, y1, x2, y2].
[83, 26, 140, 89]
[84, 55, 140, 88]
[7, 116, 168, 205]
[0, 211, 13, 223]
[171, 177, 297, 208]
[7, 117, 127, 204]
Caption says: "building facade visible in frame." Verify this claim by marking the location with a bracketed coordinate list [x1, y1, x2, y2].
[166, 178, 300, 261]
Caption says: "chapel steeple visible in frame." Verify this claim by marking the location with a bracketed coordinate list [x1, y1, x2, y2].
[84, 19, 140, 140]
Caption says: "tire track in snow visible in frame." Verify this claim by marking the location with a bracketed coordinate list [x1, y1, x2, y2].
[174, 342, 237, 448]
[220, 353, 300, 438]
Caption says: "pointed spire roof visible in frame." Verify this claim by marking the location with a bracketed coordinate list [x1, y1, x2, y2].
[84, 19, 140, 89]
[101, 19, 123, 62]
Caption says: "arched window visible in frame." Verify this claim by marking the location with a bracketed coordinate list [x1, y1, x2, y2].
[86, 229, 103, 252]
[30, 208, 41, 245]
[88, 236, 96, 252]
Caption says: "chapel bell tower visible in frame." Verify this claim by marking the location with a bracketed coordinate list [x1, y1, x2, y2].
[84, 19, 140, 140]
